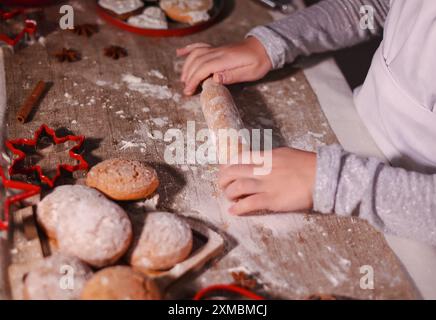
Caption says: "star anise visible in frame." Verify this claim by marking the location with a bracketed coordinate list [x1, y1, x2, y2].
[231, 271, 258, 290]
[54, 48, 81, 63]
[104, 45, 128, 60]
[72, 23, 99, 37]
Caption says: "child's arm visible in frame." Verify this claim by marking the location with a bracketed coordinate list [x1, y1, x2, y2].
[178, 0, 390, 95]
[250, 0, 390, 70]
[314, 145, 436, 246]
[219, 145, 436, 246]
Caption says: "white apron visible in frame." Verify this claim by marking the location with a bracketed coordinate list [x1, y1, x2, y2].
[354, 0, 436, 173]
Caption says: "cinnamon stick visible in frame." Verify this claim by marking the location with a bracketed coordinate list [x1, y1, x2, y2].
[17, 80, 46, 124]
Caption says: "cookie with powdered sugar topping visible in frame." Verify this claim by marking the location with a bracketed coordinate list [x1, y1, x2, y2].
[160, 0, 213, 25]
[81, 266, 161, 300]
[37, 185, 132, 268]
[128, 6, 169, 29]
[99, 0, 144, 19]
[23, 254, 93, 300]
[130, 212, 193, 271]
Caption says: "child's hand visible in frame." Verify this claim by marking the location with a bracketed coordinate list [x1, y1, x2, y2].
[177, 37, 272, 95]
[218, 148, 317, 215]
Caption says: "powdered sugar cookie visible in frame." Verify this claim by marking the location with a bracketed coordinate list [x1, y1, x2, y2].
[81, 266, 161, 300]
[86, 158, 159, 201]
[131, 212, 193, 271]
[99, 0, 144, 19]
[160, 0, 213, 25]
[37, 185, 132, 268]
[128, 6, 168, 29]
[23, 254, 93, 300]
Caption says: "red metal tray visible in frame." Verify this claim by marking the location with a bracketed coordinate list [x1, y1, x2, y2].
[1, 0, 57, 7]
[96, 0, 224, 38]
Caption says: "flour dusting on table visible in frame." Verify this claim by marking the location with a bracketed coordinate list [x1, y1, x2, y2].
[122, 73, 178, 101]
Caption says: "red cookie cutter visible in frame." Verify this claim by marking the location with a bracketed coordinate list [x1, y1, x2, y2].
[194, 284, 265, 300]
[5, 124, 89, 188]
[0, 167, 40, 231]
[0, 8, 37, 46]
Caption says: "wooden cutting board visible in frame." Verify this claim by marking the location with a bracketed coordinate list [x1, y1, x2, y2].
[2, 0, 419, 299]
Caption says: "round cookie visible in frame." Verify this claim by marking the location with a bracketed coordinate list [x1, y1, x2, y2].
[160, 0, 213, 25]
[99, 0, 144, 19]
[131, 212, 193, 271]
[128, 7, 169, 29]
[81, 266, 161, 300]
[37, 185, 132, 268]
[23, 254, 93, 300]
[86, 158, 159, 201]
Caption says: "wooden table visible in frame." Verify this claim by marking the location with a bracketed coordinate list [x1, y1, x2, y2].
[1, 0, 418, 299]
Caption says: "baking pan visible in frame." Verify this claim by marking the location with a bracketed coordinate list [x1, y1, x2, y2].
[96, 0, 224, 38]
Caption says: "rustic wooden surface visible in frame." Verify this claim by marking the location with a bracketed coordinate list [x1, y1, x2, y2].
[2, 0, 419, 299]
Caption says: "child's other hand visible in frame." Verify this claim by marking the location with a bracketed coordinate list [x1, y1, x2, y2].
[218, 148, 317, 215]
[176, 37, 272, 95]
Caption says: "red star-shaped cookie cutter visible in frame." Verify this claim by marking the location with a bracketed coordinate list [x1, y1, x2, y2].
[0, 9, 37, 46]
[193, 284, 265, 300]
[5, 124, 89, 188]
[0, 167, 40, 231]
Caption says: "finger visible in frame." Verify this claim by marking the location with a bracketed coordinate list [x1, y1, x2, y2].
[184, 53, 249, 95]
[184, 50, 222, 84]
[213, 64, 255, 85]
[218, 164, 257, 190]
[213, 72, 224, 84]
[219, 150, 261, 170]
[176, 43, 211, 57]
[177, 43, 211, 57]
[224, 150, 262, 168]
[181, 47, 212, 82]
[224, 178, 262, 201]
[229, 193, 269, 216]
[184, 53, 224, 95]
[181, 47, 213, 82]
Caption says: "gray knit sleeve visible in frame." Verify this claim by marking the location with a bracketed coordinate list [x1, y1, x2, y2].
[313, 144, 436, 247]
[247, 0, 390, 69]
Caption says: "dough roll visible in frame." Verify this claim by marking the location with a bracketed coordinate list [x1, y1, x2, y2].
[200, 78, 249, 163]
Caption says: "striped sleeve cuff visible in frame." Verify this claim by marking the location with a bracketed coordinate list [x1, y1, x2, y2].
[246, 26, 292, 70]
[313, 144, 344, 214]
